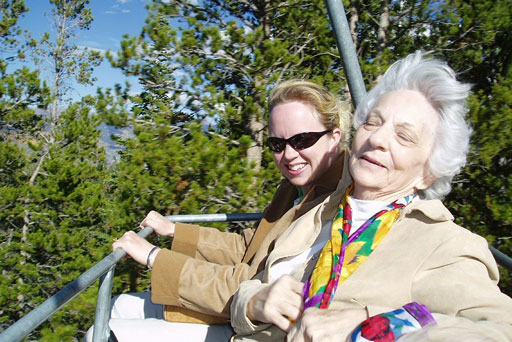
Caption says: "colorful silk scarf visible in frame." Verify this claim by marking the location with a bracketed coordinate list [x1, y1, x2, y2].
[302, 184, 415, 309]
[350, 302, 436, 341]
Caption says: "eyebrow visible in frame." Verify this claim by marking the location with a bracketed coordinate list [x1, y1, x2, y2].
[370, 110, 419, 128]
[396, 121, 416, 130]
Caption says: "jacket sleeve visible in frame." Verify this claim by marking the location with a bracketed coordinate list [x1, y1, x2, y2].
[171, 222, 255, 265]
[151, 248, 259, 316]
[365, 228, 512, 341]
[230, 276, 272, 334]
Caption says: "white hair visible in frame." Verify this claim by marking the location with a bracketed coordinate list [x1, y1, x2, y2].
[353, 51, 472, 199]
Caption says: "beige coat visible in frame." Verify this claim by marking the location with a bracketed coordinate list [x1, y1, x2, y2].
[150, 153, 347, 322]
[230, 176, 512, 342]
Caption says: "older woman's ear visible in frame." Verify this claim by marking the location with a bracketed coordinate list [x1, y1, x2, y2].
[416, 169, 437, 192]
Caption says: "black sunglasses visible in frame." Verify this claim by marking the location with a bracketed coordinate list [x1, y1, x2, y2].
[267, 130, 332, 153]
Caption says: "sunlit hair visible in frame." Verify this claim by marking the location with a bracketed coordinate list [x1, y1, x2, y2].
[353, 51, 472, 199]
[269, 79, 352, 152]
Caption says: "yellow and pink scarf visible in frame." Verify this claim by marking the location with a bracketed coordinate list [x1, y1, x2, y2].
[303, 184, 415, 309]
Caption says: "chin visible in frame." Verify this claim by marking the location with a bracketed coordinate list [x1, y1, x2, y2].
[288, 177, 310, 188]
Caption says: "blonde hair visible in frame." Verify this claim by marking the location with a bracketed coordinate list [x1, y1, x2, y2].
[269, 79, 351, 151]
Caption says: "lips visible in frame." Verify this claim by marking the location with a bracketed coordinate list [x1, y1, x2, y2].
[288, 163, 307, 171]
[361, 154, 386, 168]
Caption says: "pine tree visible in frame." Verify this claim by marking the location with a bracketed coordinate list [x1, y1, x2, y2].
[0, 0, 109, 339]
[104, 0, 349, 292]
[108, 0, 347, 170]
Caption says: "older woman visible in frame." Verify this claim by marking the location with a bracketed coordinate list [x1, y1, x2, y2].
[230, 52, 512, 342]
[86, 80, 352, 341]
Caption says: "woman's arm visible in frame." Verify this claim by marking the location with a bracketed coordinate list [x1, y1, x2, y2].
[348, 229, 512, 342]
[231, 275, 303, 334]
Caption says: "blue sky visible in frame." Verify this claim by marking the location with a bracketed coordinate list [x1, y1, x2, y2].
[17, 0, 151, 101]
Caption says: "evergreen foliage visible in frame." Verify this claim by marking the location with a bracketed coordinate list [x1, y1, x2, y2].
[0, 0, 109, 339]
[106, 122, 280, 293]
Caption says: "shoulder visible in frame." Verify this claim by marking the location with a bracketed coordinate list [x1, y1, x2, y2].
[396, 199, 492, 263]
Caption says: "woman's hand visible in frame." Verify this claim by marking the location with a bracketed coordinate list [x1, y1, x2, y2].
[287, 307, 367, 342]
[247, 275, 304, 332]
[112, 231, 159, 266]
[139, 210, 175, 237]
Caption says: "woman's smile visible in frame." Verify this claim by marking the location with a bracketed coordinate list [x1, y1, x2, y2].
[287, 163, 307, 173]
[270, 101, 341, 193]
[360, 154, 386, 169]
[350, 89, 438, 201]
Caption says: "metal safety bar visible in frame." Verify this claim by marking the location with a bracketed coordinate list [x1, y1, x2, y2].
[490, 246, 512, 271]
[0, 213, 263, 342]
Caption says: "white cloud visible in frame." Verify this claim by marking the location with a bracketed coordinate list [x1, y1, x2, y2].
[81, 40, 103, 48]
[214, 102, 226, 112]
[77, 45, 108, 55]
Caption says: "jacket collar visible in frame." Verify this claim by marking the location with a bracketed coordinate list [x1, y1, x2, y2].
[264, 153, 351, 264]
[401, 198, 454, 222]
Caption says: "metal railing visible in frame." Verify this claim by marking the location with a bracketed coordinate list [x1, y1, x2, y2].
[1, 211, 511, 342]
[0, 213, 264, 342]
[490, 246, 512, 271]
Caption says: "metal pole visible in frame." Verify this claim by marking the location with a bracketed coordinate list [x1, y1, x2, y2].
[324, 0, 366, 108]
[86, 213, 262, 341]
[164, 212, 263, 223]
[92, 267, 116, 342]
[490, 246, 512, 271]
[0, 213, 261, 342]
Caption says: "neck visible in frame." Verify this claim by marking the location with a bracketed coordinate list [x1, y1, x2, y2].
[301, 151, 343, 197]
[353, 186, 415, 203]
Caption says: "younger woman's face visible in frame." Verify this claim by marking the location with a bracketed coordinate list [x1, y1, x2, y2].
[269, 101, 341, 193]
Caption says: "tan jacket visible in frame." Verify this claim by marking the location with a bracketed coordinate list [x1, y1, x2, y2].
[231, 177, 512, 341]
[150, 152, 347, 322]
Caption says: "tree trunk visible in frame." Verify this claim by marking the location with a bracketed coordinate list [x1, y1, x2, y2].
[377, 0, 390, 56]
[248, 111, 264, 171]
[349, 1, 359, 50]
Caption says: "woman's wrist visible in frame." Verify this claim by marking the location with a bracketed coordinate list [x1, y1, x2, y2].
[146, 246, 161, 269]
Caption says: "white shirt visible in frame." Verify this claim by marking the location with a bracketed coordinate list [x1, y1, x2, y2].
[268, 197, 392, 282]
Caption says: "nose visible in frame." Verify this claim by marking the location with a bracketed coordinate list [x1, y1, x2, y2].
[282, 142, 299, 159]
[367, 126, 389, 151]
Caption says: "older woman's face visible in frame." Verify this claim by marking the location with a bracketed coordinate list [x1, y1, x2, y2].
[350, 90, 438, 201]
[270, 101, 341, 193]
